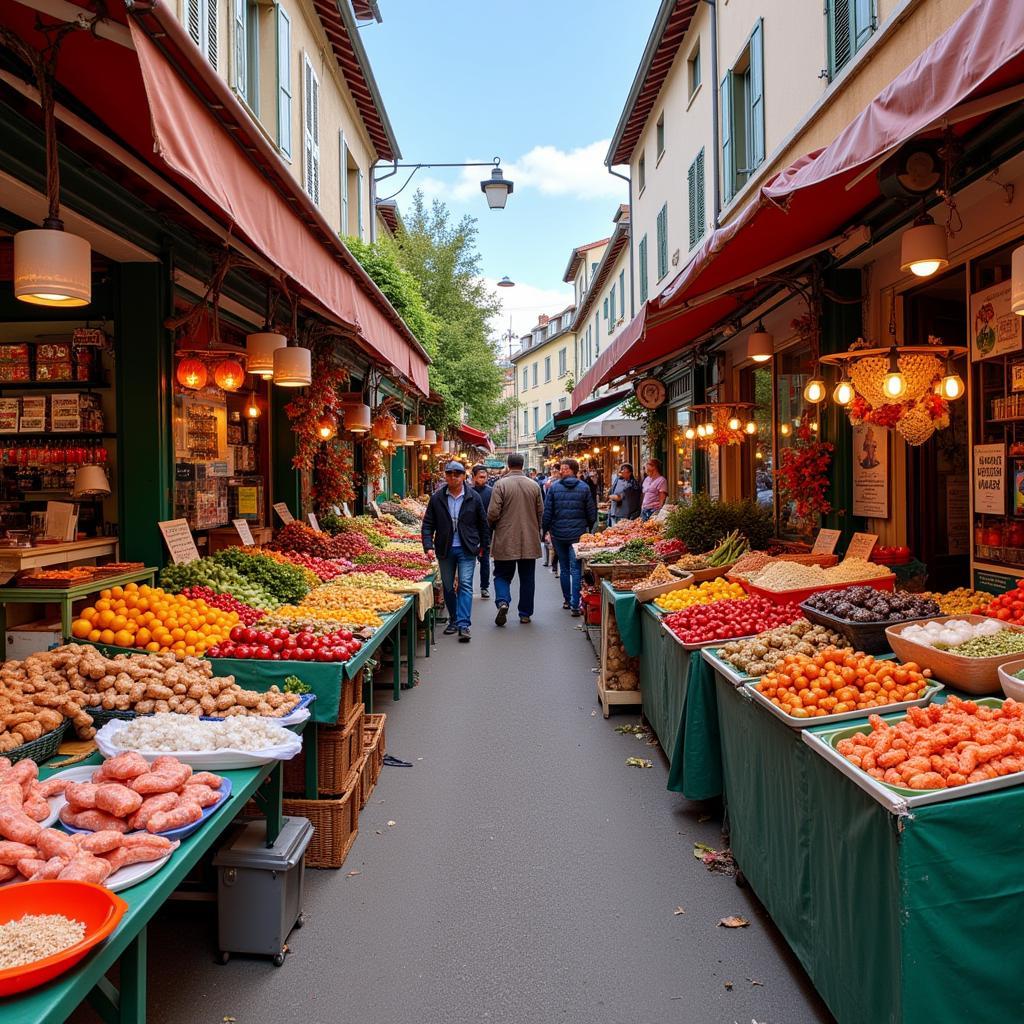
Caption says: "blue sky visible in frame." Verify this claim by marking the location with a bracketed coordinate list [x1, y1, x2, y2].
[359, 0, 661, 343]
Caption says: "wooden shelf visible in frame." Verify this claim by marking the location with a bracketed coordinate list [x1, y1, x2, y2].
[0, 380, 109, 391]
[989, 417, 1024, 424]
[0, 432, 116, 439]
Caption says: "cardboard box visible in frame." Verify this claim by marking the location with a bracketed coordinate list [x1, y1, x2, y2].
[0, 344, 29, 363]
[5, 620, 63, 660]
[35, 361, 73, 381]
[0, 364, 30, 383]
[37, 342, 70, 361]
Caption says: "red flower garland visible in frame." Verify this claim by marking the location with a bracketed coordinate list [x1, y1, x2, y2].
[776, 418, 833, 520]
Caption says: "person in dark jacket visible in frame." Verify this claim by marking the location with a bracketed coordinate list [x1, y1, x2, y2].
[607, 463, 642, 524]
[471, 465, 494, 598]
[542, 458, 597, 615]
[422, 462, 488, 642]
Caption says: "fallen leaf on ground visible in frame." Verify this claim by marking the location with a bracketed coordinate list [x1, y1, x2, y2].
[625, 757, 653, 768]
[724, 981, 734, 990]
[673, 906, 685, 915]
[718, 916, 749, 929]
[223, 1018, 236, 1022]
[387, 820, 396, 827]
[746, 979, 763, 987]
[591, 710, 597, 716]
[693, 842, 736, 876]
[615, 724, 646, 735]
[698, 814, 711, 823]
[346, 869, 360, 877]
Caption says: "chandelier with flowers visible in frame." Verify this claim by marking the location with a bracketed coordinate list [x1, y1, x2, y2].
[684, 403, 758, 448]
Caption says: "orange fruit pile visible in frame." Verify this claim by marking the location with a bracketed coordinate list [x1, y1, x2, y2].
[70, 583, 239, 657]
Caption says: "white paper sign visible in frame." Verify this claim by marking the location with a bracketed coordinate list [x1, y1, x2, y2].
[811, 529, 841, 555]
[368, 499, 381, 519]
[845, 533, 878, 562]
[974, 443, 1006, 515]
[272, 502, 294, 524]
[307, 513, 321, 532]
[971, 280, 1023, 362]
[232, 519, 255, 546]
[341, 502, 352, 518]
[158, 519, 200, 564]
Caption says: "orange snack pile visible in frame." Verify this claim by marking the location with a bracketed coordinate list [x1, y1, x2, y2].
[836, 696, 1024, 790]
[70, 584, 239, 657]
[755, 648, 931, 719]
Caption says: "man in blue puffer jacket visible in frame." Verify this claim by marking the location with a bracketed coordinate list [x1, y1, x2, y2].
[542, 457, 597, 615]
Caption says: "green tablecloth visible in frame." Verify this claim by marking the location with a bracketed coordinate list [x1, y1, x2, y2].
[639, 604, 722, 800]
[602, 582, 643, 657]
[714, 673, 1024, 1024]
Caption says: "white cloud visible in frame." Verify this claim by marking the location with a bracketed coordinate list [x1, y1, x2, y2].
[399, 141, 626, 206]
[484, 277, 574, 351]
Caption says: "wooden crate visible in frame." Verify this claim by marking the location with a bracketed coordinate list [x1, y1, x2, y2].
[282, 782, 359, 869]
[283, 702, 364, 795]
[632, 573, 694, 604]
[597, 587, 642, 719]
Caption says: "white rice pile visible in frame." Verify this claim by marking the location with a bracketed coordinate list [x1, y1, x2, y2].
[112, 713, 292, 752]
[0, 914, 86, 969]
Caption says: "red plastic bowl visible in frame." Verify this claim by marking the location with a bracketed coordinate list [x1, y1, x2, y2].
[0, 881, 127, 997]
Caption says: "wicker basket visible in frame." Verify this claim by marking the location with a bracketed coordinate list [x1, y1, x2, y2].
[355, 751, 373, 809]
[7, 720, 68, 766]
[86, 707, 136, 729]
[283, 702, 364, 795]
[281, 783, 358, 869]
[609, 563, 659, 588]
[363, 713, 386, 776]
[338, 671, 360, 725]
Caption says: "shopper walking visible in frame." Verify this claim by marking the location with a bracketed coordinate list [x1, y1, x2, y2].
[608, 463, 642, 525]
[543, 470, 561, 574]
[543, 458, 597, 616]
[422, 462, 487, 643]
[487, 453, 544, 626]
[471, 465, 493, 599]
[641, 458, 668, 522]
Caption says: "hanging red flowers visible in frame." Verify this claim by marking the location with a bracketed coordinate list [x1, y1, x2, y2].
[776, 414, 834, 522]
[285, 353, 349, 472]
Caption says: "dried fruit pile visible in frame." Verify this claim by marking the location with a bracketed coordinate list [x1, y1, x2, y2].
[718, 619, 846, 677]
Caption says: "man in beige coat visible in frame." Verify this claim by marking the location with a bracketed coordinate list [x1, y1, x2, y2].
[487, 452, 544, 626]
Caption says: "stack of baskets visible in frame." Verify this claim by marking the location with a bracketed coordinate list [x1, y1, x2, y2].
[356, 713, 387, 809]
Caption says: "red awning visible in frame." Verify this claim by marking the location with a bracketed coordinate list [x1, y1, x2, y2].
[456, 425, 495, 453]
[571, 307, 647, 412]
[574, 0, 1024, 399]
[0, 2, 429, 394]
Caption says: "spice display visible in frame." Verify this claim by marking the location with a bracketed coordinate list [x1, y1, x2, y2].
[946, 631, 1024, 658]
[803, 587, 939, 623]
[673, 554, 712, 571]
[109, 714, 293, 753]
[728, 551, 777, 578]
[748, 558, 891, 592]
[836, 697, 1024, 788]
[665, 597, 800, 646]
[756, 650, 931, 719]
[718, 620, 847, 677]
[915, 588, 994, 616]
[899, 618, 1005, 650]
[207, 624, 361, 662]
[630, 563, 677, 592]
[0, 915, 86, 969]
[656, 579, 746, 612]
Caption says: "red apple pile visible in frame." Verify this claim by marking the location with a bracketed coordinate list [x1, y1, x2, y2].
[208, 625, 363, 662]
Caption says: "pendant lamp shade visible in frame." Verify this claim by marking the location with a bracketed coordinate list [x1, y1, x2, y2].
[344, 403, 371, 433]
[246, 332, 286, 376]
[407, 423, 426, 443]
[72, 464, 111, 497]
[213, 358, 245, 391]
[392, 423, 408, 445]
[14, 227, 91, 307]
[746, 323, 774, 363]
[177, 357, 208, 390]
[422, 429, 437, 445]
[900, 217, 948, 277]
[273, 346, 311, 387]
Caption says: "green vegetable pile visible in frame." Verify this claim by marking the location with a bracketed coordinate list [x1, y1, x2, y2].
[159, 559, 279, 610]
[589, 539, 657, 564]
[211, 548, 310, 604]
[706, 531, 750, 567]
[663, 494, 774, 553]
[951, 631, 1024, 658]
[283, 675, 312, 694]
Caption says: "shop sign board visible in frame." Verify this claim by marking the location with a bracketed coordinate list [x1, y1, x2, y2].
[973, 444, 1006, 515]
[852, 424, 889, 518]
[175, 462, 195, 483]
[811, 529, 841, 554]
[307, 513, 321, 532]
[974, 568, 1018, 596]
[158, 519, 200, 564]
[235, 487, 258, 515]
[845, 533, 878, 561]
[272, 502, 294, 524]
[232, 519, 254, 546]
[971, 280, 1022, 362]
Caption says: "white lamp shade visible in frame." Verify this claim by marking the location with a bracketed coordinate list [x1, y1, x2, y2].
[344, 403, 371, 433]
[480, 167, 513, 210]
[747, 330, 774, 363]
[422, 429, 437, 445]
[1012, 245, 1024, 315]
[272, 346, 312, 386]
[72, 464, 111, 497]
[900, 221, 948, 277]
[14, 228, 91, 307]
[246, 332, 287, 376]
[407, 423, 426, 442]
[392, 423, 408, 445]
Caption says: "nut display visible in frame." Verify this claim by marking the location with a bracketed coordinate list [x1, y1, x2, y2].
[915, 588, 994, 616]
[630, 563, 677, 592]
[718, 619, 847, 677]
[803, 586, 939, 623]
[747, 558, 891, 592]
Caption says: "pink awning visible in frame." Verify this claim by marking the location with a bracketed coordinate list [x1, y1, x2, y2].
[456, 425, 495, 453]
[571, 305, 647, 412]
[575, 0, 1024, 398]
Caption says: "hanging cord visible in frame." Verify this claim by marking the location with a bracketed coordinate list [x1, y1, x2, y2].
[936, 131, 964, 237]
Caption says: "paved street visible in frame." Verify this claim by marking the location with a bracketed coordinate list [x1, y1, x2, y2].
[103, 567, 834, 1024]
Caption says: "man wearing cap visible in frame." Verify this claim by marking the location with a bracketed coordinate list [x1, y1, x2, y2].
[422, 461, 488, 642]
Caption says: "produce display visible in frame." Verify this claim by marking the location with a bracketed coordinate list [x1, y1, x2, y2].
[656, 578, 747, 612]
[728, 551, 777, 578]
[252, 611, 372, 638]
[653, 538, 685, 559]
[258, 549, 351, 582]
[178, 587, 263, 626]
[0, 757, 63, 824]
[915, 588, 993, 616]
[353, 550, 433, 572]
[975, 580, 1024, 624]
[380, 501, 421, 526]
[340, 571, 426, 590]
[718, 619, 847, 677]
[0, 914, 85, 970]
[158, 561, 280, 612]
[207, 624, 362, 662]
[345, 564, 425, 582]
[702, 530, 750, 567]
[803, 586, 939, 623]
[942, 631, 1024, 658]
[673, 554, 714, 571]
[898, 618, 1006, 650]
[272, 604, 383, 629]
[836, 696, 1024, 788]
[630, 563, 677, 592]
[108, 714, 294, 753]
[588, 540, 657, 564]
[578, 518, 662, 549]
[268, 521, 373, 560]
[300, 582, 405, 615]
[755, 650, 932, 719]
[745, 557, 891, 592]
[665, 596, 799, 646]
[603, 614, 638, 691]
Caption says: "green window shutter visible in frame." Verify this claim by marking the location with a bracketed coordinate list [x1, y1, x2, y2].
[619, 270, 625, 315]
[603, 296, 608, 321]
[339, 131, 349, 234]
[610, 286, 616, 325]
[657, 204, 668, 279]
[749, 19, 765, 170]
[356, 169, 363, 240]
[277, 7, 291, 157]
[687, 159, 697, 249]
[638, 235, 648, 302]
[689, 149, 705, 249]
[853, 0, 875, 50]
[720, 73, 734, 202]
[595, 312, 599, 354]
[827, 0, 851, 79]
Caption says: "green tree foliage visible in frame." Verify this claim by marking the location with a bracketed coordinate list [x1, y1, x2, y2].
[344, 193, 512, 433]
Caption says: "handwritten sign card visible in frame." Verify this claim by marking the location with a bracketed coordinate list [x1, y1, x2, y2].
[158, 519, 200, 564]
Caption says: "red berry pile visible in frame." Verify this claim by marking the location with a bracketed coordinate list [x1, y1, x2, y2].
[268, 521, 373, 560]
[664, 597, 800, 646]
[180, 586, 263, 625]
[274, 551, 352, 581]
[208, 625, 363, 662]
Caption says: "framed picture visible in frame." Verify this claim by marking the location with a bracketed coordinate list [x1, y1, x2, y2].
[852, 424, 889, 519]
[1013, 459, 1024, 518]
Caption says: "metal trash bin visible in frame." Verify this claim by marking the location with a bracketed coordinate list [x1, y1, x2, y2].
[213, 815, 313, 965]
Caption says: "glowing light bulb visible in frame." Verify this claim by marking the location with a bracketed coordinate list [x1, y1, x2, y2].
[833, 379, 854, 406]
[744, 421, 757, 435]
[684, 427, 696, 441]
[696, 423, 707, 438]
[803, 378, 826, 404]
[780, 422, 791, 437]
[883, 370, 907, 398]
[728, 416, 741, 431]
[244, 394, 261, 419]
[940, 373, 965, 400]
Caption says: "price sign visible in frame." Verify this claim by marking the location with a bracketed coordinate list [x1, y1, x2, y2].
[341, 502, 352, 518]
[232, 519, 254, 546]
[844, 532, 878, 562]
[811, 529, 841, 555]
[272, 502, 294, 524]
[308, 513, 321, 532]
[368, 499, 381, 519]
[158, 519, 200, 564]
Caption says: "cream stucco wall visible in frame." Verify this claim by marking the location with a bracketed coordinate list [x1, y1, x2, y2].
[512, 319, 577, 447]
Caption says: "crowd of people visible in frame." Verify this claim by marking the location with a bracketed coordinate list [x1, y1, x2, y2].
[421, 453, 668, 642]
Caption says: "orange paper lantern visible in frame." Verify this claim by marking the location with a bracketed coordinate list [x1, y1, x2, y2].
[176, 357, 207, 390]
[213, 358, 245, 392]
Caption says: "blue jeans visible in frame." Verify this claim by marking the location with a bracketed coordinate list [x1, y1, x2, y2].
[641, 508, 657, 522]
[552, 539, 582, 610]
[493, 558, 537, 617]
[478, 545, 491, 591]
[438, 550, 476, 629]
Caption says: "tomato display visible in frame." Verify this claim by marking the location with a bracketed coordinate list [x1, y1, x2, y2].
[663, 596, 800, 645]
[208, 625, 362, 662]
[976, 580, 1024, 624]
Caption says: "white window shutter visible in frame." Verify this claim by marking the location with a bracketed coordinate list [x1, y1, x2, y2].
[277, 8, 291, 156]
[303, 56, 320, 204]
[311, 71, 320, 205]
[233, 0, 246, 96]
[339, 130, 349, 233]
[356, 168, 363, 240]
[187, 0, 202, 47]
[206, 0, 218, 70]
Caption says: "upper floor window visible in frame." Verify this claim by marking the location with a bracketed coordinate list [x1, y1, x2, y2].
[591, 261, 599, 277]
[721, 19, 764, 204]
[827, 0, 875, 80]
[523, 410, 529, 434]
[603, 296, 609, 323]
[558, 348, 567, 376]
[609, 285, 616, 329]
[558, 396, 567, 412]
[638, 234, 649, 303]
[339, 131, 349, 233]
[302, 54, 321, 205]
[532, 362, 538, 388]
[656, 112, 665, 160]
[544, 356, 551, 382]
[688, 149, 706, 249]
[638, 152, 646, 194]
[186, 0, 218, 70]
[232, 0, 259, 113]
[277, 8, 292, 157]
[656, 203, 669, 280]
[619, 270, 626, 318]
[544, 401, 552, 423]
[522, 368, 528, 391]
[688, 39, 701, 97]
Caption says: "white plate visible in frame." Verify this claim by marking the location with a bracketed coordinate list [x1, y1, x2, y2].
[94, 719, 303, 770]
[105, 847, 176, 892]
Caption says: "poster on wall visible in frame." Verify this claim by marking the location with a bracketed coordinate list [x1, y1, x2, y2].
[852, 425, 889, 518]
[973, 443, 1006, 514]
[970, 280, 1023, 362]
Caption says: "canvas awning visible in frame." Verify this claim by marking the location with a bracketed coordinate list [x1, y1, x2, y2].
[567, 403, 645, 441]
[573, 0, 1024, 403]
[456, 424, 494, 453]
[544, 391, 630, 439]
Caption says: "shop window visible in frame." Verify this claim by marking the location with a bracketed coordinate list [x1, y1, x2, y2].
[827, 0, 875, 81]
[276, 7, 291, 156]
[187, 0, 218, 70]
[775, 346, 819, 537]
[740, 364, 774, 510]
[721, 19, 764, 203]
[672, 406, 694, 504]
[638, 235, 649, 303]
[688, 149, 705, 249]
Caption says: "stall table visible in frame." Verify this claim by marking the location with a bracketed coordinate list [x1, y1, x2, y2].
[0, 538, 120, 585]
[711, 669, 1024, 1024]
